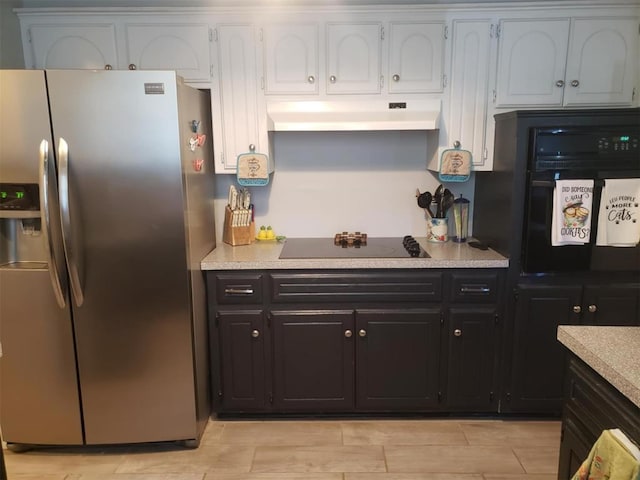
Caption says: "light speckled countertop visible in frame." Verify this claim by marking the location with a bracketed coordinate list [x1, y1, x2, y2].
[200, 237, 508, 270]
[558, 326, 640, 408]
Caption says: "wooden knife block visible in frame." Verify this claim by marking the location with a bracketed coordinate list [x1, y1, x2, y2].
[222, 206, 255, 246]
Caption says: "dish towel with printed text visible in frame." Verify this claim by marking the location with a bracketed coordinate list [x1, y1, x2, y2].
[552, 179, 594, 246]
[596, 178, 640, 247]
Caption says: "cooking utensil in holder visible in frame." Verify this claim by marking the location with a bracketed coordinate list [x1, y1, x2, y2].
[222, 205, 255, 246]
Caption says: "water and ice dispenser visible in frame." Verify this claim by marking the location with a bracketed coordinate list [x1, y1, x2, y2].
[0, 183, 47, 269]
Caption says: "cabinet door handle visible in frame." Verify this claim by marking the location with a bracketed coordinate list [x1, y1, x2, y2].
[392, 74, 400, 82]
[307, 75, 315, 84]
[329, 75, 337, 83]
[224, 288, 254, 295]
[251, 329, 260, 338]
[358, 329, 367, 337]
[588, 304, 597, 313]
[571, 80, 580, 87]
[454, 329, 462, 337]
[460, 287, 491, 293]
[105, 64, 113, 70]
[572, 305, 582, 314]
[555, 80, 564, 87]
[344, 330, 353, 338]
[128, 64, 137, 70]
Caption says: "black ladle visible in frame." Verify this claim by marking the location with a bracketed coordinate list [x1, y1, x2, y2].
[417, 191, 433, 217]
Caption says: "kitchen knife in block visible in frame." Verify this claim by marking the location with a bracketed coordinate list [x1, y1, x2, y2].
[222, 205, 255, 246]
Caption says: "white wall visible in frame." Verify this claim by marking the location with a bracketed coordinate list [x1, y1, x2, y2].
[214, 130, 475, 240]
[0, 0, 24, 68]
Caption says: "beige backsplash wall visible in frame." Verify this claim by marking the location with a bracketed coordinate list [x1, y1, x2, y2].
[213, 130, 476, 240]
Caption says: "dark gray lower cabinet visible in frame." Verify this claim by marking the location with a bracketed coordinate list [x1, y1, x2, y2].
[271, 310, 354, 411]
[356, 309, 441, 410]
[557, 355, 640, 479]
[447, 307, 499, 411]
[507, 285, 582, 414]
[208, 269, 504, 414]
[582, 284, 640, 326]
[214, 310, 265, 411]
[506, 281, 640, 415]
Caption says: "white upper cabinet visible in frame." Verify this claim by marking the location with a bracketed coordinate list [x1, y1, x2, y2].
[448, 20, 494, 170]
[124, 23, 212, 82]
[26, 23, 118, 70]
[496, 17, 638, 107]
[495, 19, 569, 107]
[212, 24, 263, 174]
[22, 18, 212, 81]
[262, 24, 319, 94]
[563, 18, 638, 106]
[387, 22, 445, 94]
[326, 23, 382, 94]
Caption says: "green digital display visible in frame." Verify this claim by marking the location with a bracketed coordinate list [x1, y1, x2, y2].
[0, 190, 25, 199]
[0, 183, 38, 210]
[620, 136, 630, 142]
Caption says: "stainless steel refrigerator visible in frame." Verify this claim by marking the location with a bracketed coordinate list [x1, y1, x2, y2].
[0, 70, 215, 448]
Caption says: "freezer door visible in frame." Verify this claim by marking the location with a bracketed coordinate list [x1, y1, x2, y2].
[0, 269, 83, 445]
[45, 70, 197, 444]
[0, 70, 83, 445]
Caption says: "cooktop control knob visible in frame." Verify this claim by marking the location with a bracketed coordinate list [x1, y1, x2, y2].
[402, 235, 422, 257]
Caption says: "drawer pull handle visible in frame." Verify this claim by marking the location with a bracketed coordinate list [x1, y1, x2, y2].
[460, 287, 491, 293]
[454, 329, 462, 337]
[588, 304, 597, 313]
[573, 305, 582, 314]
[251, 329, 260, 338]
[359, 329, 367, 337]
[344, 330, 353, 338]
[224, 288, 254, 295]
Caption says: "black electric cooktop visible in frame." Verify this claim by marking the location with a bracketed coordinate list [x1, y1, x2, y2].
[279, 237, 429, 259]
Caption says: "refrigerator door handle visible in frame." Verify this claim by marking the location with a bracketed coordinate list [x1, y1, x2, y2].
[58, 138, 84, 307]
[39, 139, 67, 308]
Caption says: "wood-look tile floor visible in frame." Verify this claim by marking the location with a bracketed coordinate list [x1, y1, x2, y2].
[3, 418, 561, 480]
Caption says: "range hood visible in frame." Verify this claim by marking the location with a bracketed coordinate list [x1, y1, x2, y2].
[266, 99, 441, 132]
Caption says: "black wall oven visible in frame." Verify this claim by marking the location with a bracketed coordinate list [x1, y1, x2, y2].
[473, 108, 640, 276]
[523, 126, 639, 273]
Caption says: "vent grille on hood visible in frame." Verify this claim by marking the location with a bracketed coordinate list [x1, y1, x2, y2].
[266, 99, 441, 132]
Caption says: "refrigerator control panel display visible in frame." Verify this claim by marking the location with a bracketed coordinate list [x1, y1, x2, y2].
[0, 183, 39, 210]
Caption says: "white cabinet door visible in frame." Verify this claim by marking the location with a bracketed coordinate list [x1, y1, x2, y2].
[27, 23, 118, 70]
[563, 18, 638, 106]
[326, 23, 381, 94]
[448, 20, 493, 170]
[212, 25, 261, 174]
[124, 24, 212, 82]
[388, 22, 445, 94]
[495, 19, 569, 107]
[263, 24, 319, 94]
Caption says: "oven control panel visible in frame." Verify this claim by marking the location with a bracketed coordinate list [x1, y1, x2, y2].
[598, 134, 639, 152]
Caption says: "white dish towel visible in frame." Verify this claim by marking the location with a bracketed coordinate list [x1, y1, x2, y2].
[551, 179, 594, 246]
[596, 178, 640, 247]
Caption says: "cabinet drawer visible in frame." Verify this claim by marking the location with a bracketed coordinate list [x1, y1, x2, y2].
[270, 272, 442, 303]
[450, 273, 499, 303]
[215, 274, 263, 304]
